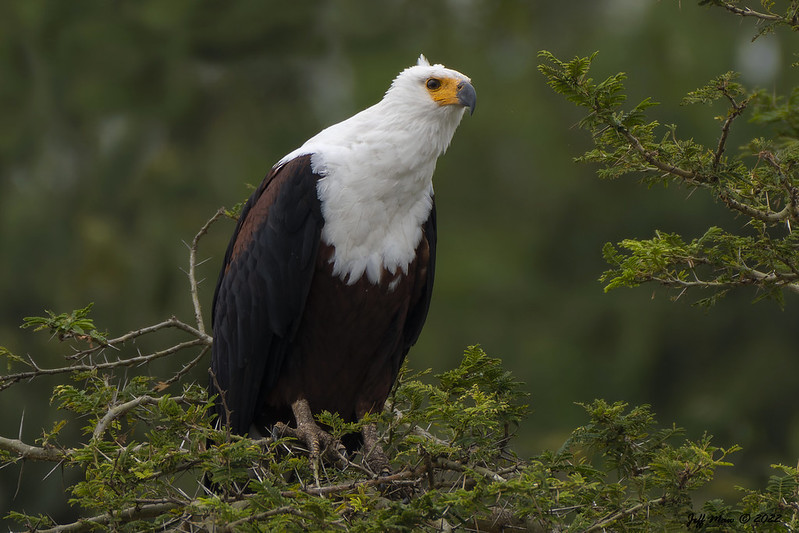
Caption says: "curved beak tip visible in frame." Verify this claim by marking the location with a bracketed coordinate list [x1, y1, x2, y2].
[457, 81, 477, 116]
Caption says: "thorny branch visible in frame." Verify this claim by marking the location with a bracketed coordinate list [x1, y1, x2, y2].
[31, 501, 184, 533]
[708, 1, 799, 29]
[0, 435, 68, 462]
[713, 84, 748, 169]
[0, 209, 227, 392]
[65, 316, 211, 359]
[67, 317, 211, 362]
[613, 121, 799, 224]
[0, 337, 208, 392]
[584, 496, 669, 533]
[185, 207, 227, 337]
[215, 506, 316, 533]
[92, 394, 196, 440]
[158, 344, 211, 388]
[651, 270, 799, 295]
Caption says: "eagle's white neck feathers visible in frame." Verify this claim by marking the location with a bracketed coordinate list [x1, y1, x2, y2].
[278, 56, 472, 285]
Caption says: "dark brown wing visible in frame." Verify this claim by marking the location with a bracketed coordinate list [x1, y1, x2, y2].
[210, 154, 323, 435]
[401, 199, 436, 355]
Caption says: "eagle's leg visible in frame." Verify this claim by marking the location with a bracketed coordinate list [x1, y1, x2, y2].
[275, 398, 346, 485]
[362, 422, 414, 500]
[361, 422, 391, 476]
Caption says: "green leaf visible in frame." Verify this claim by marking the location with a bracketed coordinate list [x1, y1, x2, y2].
[681, 71, 744, 106]
[0, 345, 26, 371]
[22, 303, 108, 344]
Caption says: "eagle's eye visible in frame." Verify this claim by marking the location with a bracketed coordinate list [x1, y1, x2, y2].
[426, 78, 442, 90]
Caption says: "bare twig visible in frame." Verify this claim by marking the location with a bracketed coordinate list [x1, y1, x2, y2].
[217, 506, 316, 533]
[435, 457, 508, 483]
[186, 207, 227, 336]
[293, 465, 422, 496]
[102, 317, 209, 347]
[0, 338, 208, 391]
[208, 369, 233, 440]
[651, 271, 799, 295]
[718, 189, 799, 224]
[159, 344, 211, 388]
[584, 496, 668, 533]
[67, 316, 211, 361]
[92, 394, 194, 440]
[713, 91, 747, 169]
[0, 435, 69, 462]
[712, 1, 791, 26]
[32, 500, 184, 533]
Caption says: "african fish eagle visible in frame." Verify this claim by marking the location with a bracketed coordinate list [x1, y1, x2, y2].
[210, 55, 475, 472]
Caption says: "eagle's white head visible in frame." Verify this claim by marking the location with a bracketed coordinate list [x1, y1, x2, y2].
[281, 56, 476, 285]
[281, 55, 476, 167]
[385, 54, 476, 116]
[377, 54, 476, 159]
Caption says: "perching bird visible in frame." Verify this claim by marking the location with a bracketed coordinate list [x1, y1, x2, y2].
[210, 55, 475, 473]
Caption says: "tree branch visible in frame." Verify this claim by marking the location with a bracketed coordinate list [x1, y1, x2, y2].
[66, 316, 211, 362]
[713, 91, 747, 169]
[185, 207, 227, 337]
[616, 123, 799, 224]
[651, 270, 799, 294]
[0, 435, 68, 462]
[92, 394, 195, 440]
[217, 506, 316, 533]
[0, 338, 208, 391]
[709, 1, 793, 26]
[615, 125, 704, 183]
[435, 456, 508, 483]
[32, 501, 184, 533]
[292, 465, 422, 496]
[158, 344, 210, 388]
[584, 496, 668, 533]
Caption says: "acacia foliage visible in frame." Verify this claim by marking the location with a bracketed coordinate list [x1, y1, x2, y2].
[538, 1, 799, 307]
[0, 304, 797, 531]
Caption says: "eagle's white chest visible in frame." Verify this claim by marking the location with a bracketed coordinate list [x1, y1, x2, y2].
[313, 150, 435, 285]
[276, 86, 466, 286]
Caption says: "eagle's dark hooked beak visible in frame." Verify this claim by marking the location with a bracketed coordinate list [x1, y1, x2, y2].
[457, 81, 477, 115]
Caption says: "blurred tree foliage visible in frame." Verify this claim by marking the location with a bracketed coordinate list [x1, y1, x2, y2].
[2, 0, 799, 527]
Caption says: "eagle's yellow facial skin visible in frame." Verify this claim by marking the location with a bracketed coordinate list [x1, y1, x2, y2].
[426, 77, 463, 107]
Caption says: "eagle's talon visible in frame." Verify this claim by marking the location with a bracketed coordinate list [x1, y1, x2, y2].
[279, 399, 348, 472]
[361, 423, 392, 475]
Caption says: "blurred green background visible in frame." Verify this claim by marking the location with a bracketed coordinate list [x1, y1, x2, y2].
[2, 0, 798, 524]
